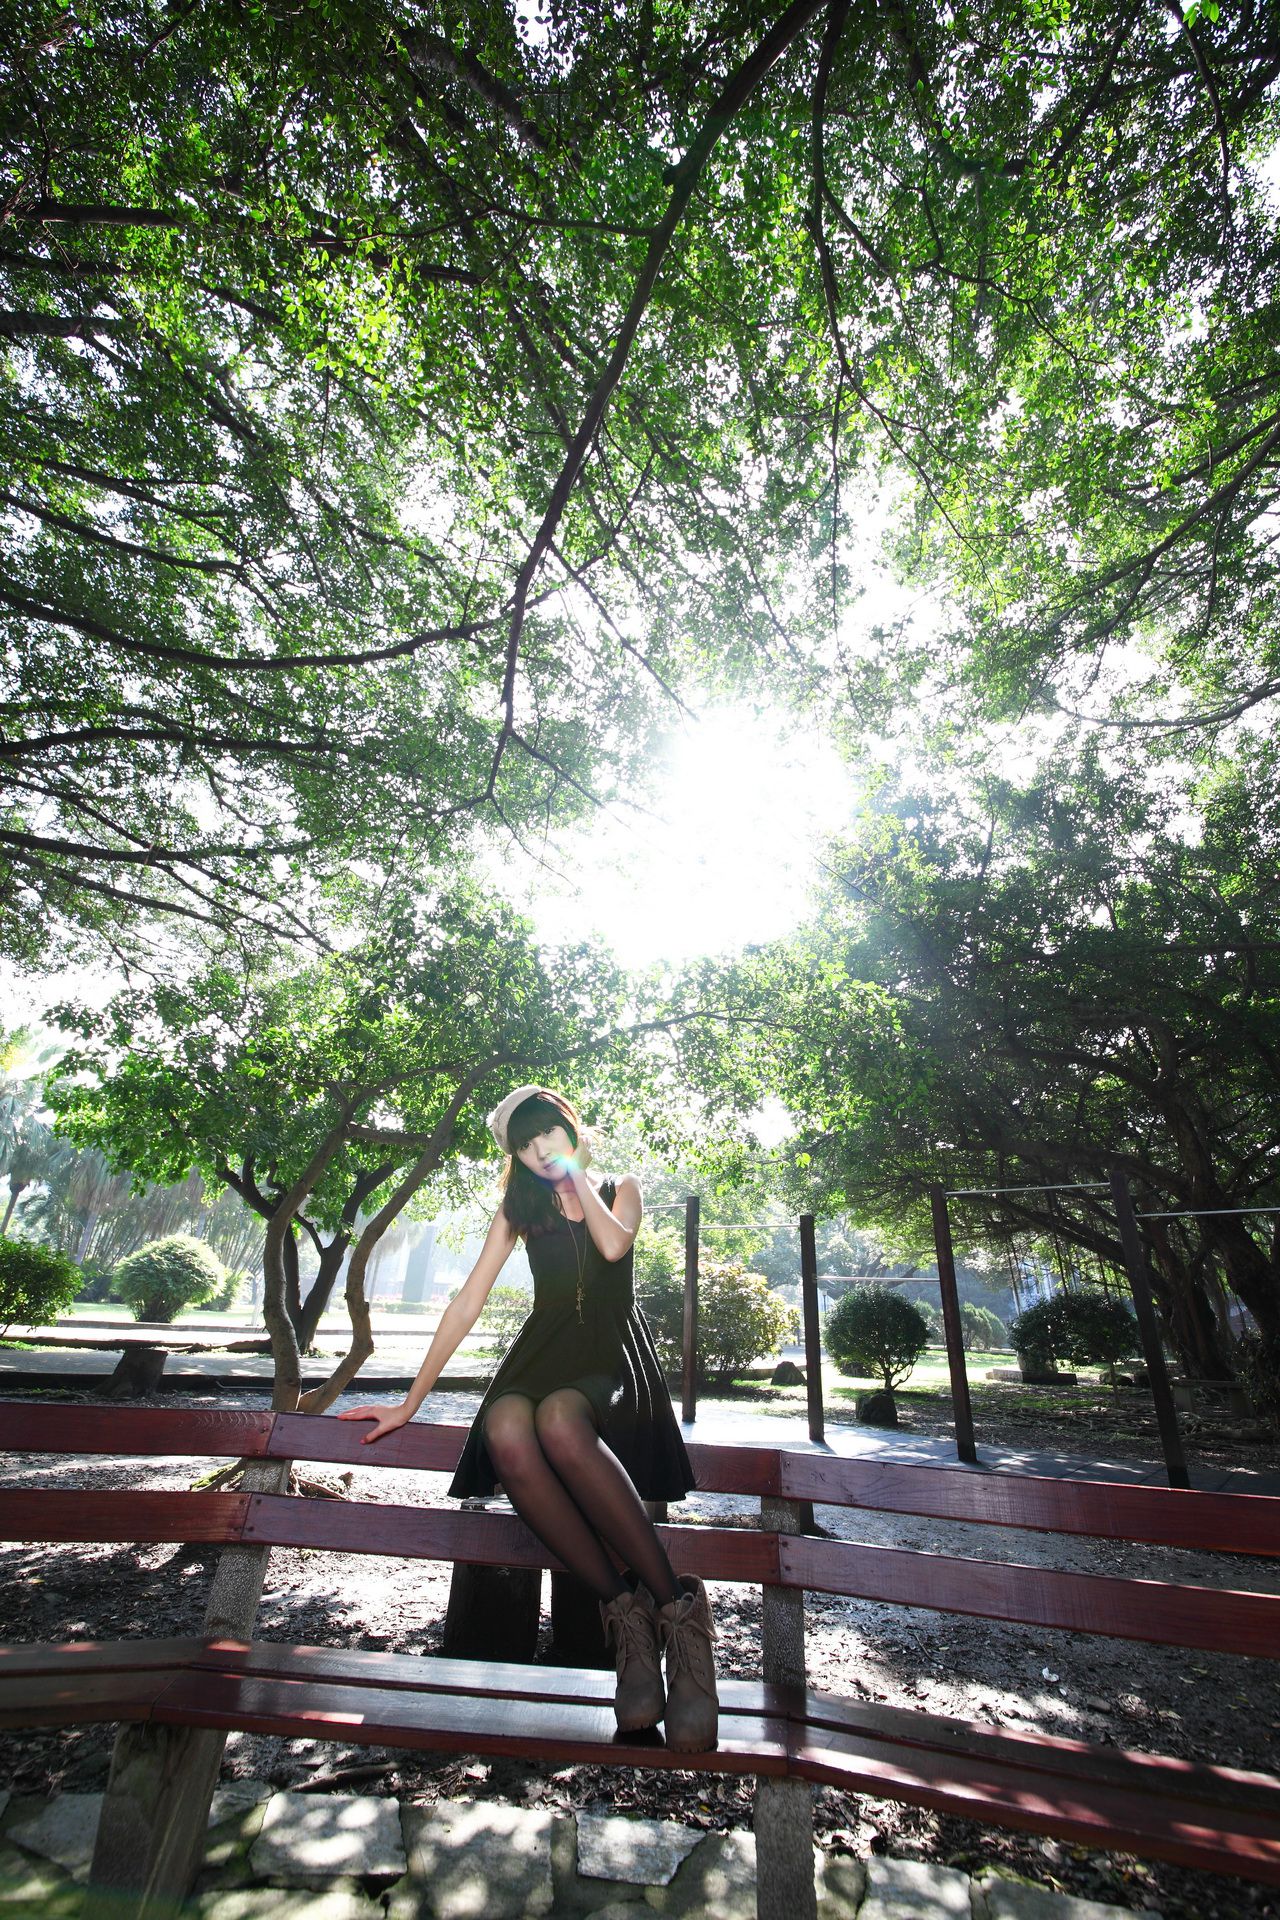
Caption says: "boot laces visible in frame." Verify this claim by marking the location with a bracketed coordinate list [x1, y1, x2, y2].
[606, 1599, 656, 1675]
[661, 1602, 714, 1687]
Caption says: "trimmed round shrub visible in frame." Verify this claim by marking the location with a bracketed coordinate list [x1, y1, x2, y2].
[476, 1283, 532, 1360]
[915, 1298, 944, 1343]
[1009, 1292, 1139, 1372]
[824, 1286, 929, 1393]
[113, 1234, 224, 1323]
[637, 1260, 796, 1387]
[0, 1235, 83, 1334]
[960, 1302, 1008, 1351]
[209, 1267, 251, 1312]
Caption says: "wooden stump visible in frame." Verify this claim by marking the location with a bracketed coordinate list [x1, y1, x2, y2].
[441, 1562, 541, 1661]
[105, 1346, 168, 1399]
[549, 1571, 611, 1668]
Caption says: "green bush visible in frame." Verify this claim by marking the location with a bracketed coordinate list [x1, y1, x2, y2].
[914, 1298, 943, 1342]
[960, 1302, 1008, 1351]
[476, 1283, 532, 1359]
[0, 1236, 82, 1334]
[113, 1234, 224, 1323]
[210, 1267, 251, 1311]
[824, 1285, 929, 1392]
[636, 1267, 685, 1374]
[1009, 1292, 1139, 1371]
[636, 1260, 796, 1386]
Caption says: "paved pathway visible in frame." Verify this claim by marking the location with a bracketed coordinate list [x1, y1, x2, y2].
[2, 1342, 1276, 1493]
[0, 1786, 1162, 1918]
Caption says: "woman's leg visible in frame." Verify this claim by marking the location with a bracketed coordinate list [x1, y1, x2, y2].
[481, 1393, 625, 1601]
[532, 1389, 680, 1605]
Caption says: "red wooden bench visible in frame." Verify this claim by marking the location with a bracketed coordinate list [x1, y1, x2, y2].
[1, 1399, 1279, 1919]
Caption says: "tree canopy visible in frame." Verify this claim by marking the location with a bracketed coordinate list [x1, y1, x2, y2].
[4, 0, 1278, 958]
[675, 740, 1280, 1373]
[48, 882, 669, 1403]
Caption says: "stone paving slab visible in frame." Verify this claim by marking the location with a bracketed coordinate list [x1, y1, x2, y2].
[975, 1872, 1160, 1919]
[577, 1812, 703, 1887]
[0, 1783, 1181, 1919]
[209, 1780, 273, 1829]
[642, 1829, 757, 1917]
[0, 1840, 81, 1916]
[400, 1799, 555, 1918]
[6, 1788, 102, 1881]
[817, 1854, 869, 1918]
[859, 1855, 974, 1918]
[198, 1890, 385, 1920]
[249, 1790, 405, 1886]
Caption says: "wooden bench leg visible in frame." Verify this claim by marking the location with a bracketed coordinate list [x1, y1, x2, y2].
[755, 1778, 817, 1920]
[758, 1496, 816, 1920]
[82, 1459, 289, 1920]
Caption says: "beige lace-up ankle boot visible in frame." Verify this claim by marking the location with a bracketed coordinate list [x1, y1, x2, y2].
[600, 1587, 665, 1731]
[657, 1575, 718, 1753]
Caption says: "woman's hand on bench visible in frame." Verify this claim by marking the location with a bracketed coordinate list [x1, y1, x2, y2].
[337, 1405, 411, 1443]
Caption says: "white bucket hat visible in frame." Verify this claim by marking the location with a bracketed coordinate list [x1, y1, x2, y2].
[486, 1084, 561, 1154]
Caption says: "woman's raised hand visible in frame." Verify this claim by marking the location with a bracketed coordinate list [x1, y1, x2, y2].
[336, 1404, 410, 1444]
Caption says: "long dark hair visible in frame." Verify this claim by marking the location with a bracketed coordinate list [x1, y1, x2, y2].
[501, 1091, 585, 1237]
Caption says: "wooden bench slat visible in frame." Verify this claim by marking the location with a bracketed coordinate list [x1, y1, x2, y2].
[0, 1667, 174, 1729]
[185, 1640, 791, 1729]
[0, 1639, 209, 1678]
[150, 1667, 793, 1774]
[0, 1636, 799, 1731]
[792, 1684, 1280, 1817]
[6, 1641, 1275, 1886]
[240, 1493, 781, 1583]
[793, 1724, 1280, 1884]
[0, 1404, 274, 1458]
[6, 1487, 1275, 1658]
[4, 1401, 1277, 1561]
[0, 1489, 250, 1544]
[267, 1412, 466, 1474]
[780, 1453, 1280, 1555]
[782, 1533, 1280, 1656]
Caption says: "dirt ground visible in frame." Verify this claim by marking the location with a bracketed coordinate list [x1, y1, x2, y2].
[1, 1382, 1278, 1920]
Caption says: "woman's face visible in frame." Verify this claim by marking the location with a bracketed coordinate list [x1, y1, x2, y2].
[514, 1123, 577, 1181]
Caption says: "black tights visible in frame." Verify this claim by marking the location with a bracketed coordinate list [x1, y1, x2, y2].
[482, 1389, 680, 1606]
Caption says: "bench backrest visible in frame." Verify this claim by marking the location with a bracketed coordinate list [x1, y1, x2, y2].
[2, 1402, 1277, 1660]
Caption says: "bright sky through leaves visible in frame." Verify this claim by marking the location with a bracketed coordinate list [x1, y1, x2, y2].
[501, 705, 860, 968]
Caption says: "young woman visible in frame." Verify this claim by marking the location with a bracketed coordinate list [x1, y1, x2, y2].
[339, 1085, 718, 1752]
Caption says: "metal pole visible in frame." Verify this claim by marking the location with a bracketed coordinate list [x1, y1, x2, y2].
[681, 1193, 699, 1425]
[1109, 1168, 1190, 1489]
[798, 1213, 824, 1444]
[930, 1185, 977, 1463]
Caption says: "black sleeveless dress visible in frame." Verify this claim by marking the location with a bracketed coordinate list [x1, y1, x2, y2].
[448, 1179, 695, 1502]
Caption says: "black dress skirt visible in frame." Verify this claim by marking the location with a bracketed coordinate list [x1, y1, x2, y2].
[448, 1180, 695, 1502]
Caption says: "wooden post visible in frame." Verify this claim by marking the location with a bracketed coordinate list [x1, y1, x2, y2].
[756, 1495, 816, 1920]
[681, 1193, 699, 1424]
[1109, 1168, 1190, 1490]
[798, 1213, 823, 1444]
[84, 1457, 290, 1920]
[930, 1185, 977, 1464]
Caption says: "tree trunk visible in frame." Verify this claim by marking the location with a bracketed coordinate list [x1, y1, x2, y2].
[297, 1235, 350, 1352]
[76, 1208, 100, 1265]
[0, 1180, 26, 1235]
[283, 1223, 304, 1345]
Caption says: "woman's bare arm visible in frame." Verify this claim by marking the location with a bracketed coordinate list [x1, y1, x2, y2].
[568, 1167, 642, 1262]
[338, 1207, 519, 1440]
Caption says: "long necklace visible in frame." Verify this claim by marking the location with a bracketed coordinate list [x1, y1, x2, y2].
[570, 1216, 588, 1322]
